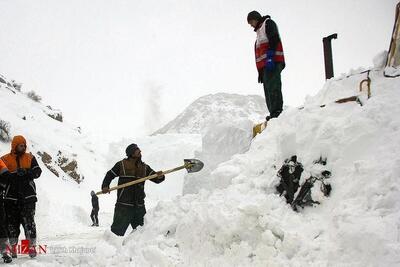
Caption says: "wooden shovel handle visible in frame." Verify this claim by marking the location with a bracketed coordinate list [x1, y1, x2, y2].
[96, 164, 189, 195]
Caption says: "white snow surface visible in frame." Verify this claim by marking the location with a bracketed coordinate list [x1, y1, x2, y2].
[182, 119, 254, 194]
[1, 61, 400, 266]
[108, 69, 400, 267]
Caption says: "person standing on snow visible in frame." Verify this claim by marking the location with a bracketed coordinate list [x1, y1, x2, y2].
[247, 10, 285, 121]
[101, 143, 165, 236]
[1, 135, 42, 258]
[0, 160, 12, 263]
[90, 191, 99, 226]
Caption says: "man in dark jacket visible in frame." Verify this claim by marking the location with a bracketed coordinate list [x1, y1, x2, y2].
[1, 135, 42, 258]
[248, 10, 285, 121]
[90, 191, 99, 226]
[0, 160, 12, 263]
[101, 143, 165, 236]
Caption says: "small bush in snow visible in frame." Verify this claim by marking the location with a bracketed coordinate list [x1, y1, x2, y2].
[26, 90, 42, 102]
[0, 120, 11, 142]
[47, 112, 63, 122]
[11, 80, 22, 91]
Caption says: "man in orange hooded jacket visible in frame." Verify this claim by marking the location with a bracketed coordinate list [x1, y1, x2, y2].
[1, 135, 41, 258]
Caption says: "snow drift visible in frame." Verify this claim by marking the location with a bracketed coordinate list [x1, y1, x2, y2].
[109, 64, 400, 266]
[152, 93, 267, 194]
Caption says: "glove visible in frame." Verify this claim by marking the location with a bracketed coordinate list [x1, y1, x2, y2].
[258, 69, 263, 83]
[26, 169, 38, 180]
[0, 171, 10, 189]
[101, 187, 110, 194]
[156, 171, 163, 177]
[265, 50, 276, 71]
[16, 169, 32, 182]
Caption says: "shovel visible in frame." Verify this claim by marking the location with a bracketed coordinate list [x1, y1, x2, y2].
[95, 159, 204, 195]
[252, 121, 268, 138]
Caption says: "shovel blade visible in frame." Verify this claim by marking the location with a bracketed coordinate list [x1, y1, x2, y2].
[252, 121, 267, 138]
[184, 159, 204, 173]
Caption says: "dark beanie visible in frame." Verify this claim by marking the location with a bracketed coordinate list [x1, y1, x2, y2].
[247, 11, 262, 22]
[126, 143, 139, 157]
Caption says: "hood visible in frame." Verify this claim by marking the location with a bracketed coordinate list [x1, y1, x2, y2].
[254, 15, 271, 32]
[11, 135, 27, 154]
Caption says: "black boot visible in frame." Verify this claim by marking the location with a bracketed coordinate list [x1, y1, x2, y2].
[29, 247, 37, 258]
[2, 252, 12, 263]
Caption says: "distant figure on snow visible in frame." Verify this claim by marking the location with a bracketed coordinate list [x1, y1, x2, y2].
[247, 10, 285, 121]
[101, 143, 165, 236]
[90, 191, 99, 227]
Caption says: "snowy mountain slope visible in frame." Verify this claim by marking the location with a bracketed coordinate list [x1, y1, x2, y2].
[82, 65, 400, 266]
[154, 93, 266, 135]
[0, 76, 104, 185]
[0, 75, 119, 243]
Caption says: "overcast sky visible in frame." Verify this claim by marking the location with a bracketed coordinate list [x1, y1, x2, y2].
[0, 0, 397, 141]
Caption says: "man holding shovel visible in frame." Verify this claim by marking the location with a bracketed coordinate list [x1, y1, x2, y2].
[101, 144, 165, 236]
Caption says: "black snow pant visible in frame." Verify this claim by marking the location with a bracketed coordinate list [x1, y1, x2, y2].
[90, 208, 99, 225]
[4, 202, 36, 249]
[263, 63, 284, 118]
[111, 204, 146, 236]
[0, 201, 9, 254]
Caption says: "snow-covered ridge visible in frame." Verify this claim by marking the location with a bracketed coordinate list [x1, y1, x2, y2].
[154, 93, 266, 135]
[0, 74, 100, 185]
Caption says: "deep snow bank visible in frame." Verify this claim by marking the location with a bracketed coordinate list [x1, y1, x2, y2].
[110, 68, 400, 266]
[182, 119, 254, 194]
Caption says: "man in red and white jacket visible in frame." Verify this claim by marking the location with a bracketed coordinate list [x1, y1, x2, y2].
[248, 10, 285, 121]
